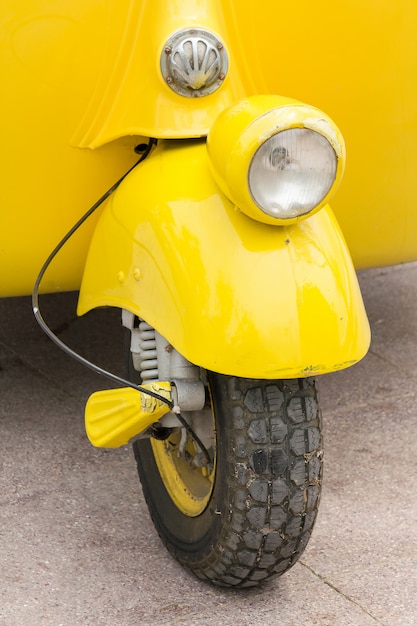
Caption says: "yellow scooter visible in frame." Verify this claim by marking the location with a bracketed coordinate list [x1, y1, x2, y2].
[2, 0, 416, 588]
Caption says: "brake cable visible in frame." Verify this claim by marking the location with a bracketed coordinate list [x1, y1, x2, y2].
[31, 138, 175, 409]
[32, 138, 214, 465]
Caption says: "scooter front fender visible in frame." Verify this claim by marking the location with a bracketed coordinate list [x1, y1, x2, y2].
[78, 140, 370, 379]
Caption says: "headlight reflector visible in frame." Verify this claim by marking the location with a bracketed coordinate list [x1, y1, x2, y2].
[248, 128, 337, 219]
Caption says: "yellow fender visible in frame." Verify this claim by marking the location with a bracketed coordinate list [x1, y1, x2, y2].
[78, 139, 370, 379]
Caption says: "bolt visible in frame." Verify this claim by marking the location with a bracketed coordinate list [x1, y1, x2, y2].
[164, 46, 172, 55]
[219, 73, 225, 80]
[217, 42, 223, 50]
[166, 76, 173, 84]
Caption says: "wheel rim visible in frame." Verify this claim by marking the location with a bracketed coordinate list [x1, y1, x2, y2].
[151, 412, 216, 517]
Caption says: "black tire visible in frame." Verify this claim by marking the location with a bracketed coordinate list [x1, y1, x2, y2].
[133, 374, 322, 588]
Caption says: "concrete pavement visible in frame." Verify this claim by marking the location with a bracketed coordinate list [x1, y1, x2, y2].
[1, 263, 416, 625]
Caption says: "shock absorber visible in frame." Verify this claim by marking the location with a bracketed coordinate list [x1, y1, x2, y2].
[121, 310, 205, 411]
[131, 320, 159, 382]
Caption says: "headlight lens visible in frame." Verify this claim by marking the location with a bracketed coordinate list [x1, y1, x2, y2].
[248, 128, 337, 219]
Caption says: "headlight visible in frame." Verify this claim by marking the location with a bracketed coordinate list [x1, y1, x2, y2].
[207, 95, 345, 225]
[249, 128, 337, 219]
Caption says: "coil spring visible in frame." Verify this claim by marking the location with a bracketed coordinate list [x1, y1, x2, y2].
[135, 321, 158, 382]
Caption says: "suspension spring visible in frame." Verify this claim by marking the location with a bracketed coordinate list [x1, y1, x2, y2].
[132, 321, 159, 382]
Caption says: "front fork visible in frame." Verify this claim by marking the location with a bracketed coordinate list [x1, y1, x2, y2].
[122, 309, 206, 414]
[84, 312, 210, 449]
[122, 309, 215, 462]
[85, 309, 213, 450]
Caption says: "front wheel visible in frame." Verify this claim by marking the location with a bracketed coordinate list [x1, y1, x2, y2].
[133, 374, 323, 588]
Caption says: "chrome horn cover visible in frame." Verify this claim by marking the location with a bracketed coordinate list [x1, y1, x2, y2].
[161, 28, 228, 98]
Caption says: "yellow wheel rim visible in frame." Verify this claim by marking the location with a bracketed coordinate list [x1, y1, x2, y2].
[151, 424, 216, 517]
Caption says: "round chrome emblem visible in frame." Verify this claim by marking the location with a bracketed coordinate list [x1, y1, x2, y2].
[161, 29, 228, 98]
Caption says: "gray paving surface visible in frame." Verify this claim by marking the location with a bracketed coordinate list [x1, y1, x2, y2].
[1, 262, 416, 625]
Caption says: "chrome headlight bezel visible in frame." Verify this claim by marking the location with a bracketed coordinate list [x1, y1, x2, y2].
[207, 96, 346, 225]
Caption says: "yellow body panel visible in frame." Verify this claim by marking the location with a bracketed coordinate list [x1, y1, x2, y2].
[71, 0, 250, 147]
[224, 1, 417, 268]
[78, 140, 370, 379]
[0, 0, 142, 296]
[1, 0, 416, 299]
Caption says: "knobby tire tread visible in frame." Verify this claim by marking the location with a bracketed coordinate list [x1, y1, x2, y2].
[135, 375, 323, 588]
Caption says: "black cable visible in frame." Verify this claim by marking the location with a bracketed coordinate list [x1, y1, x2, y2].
[32, 136, 214, 463]
[31, 138, 174, 409]
[175, 412, 213, 467]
